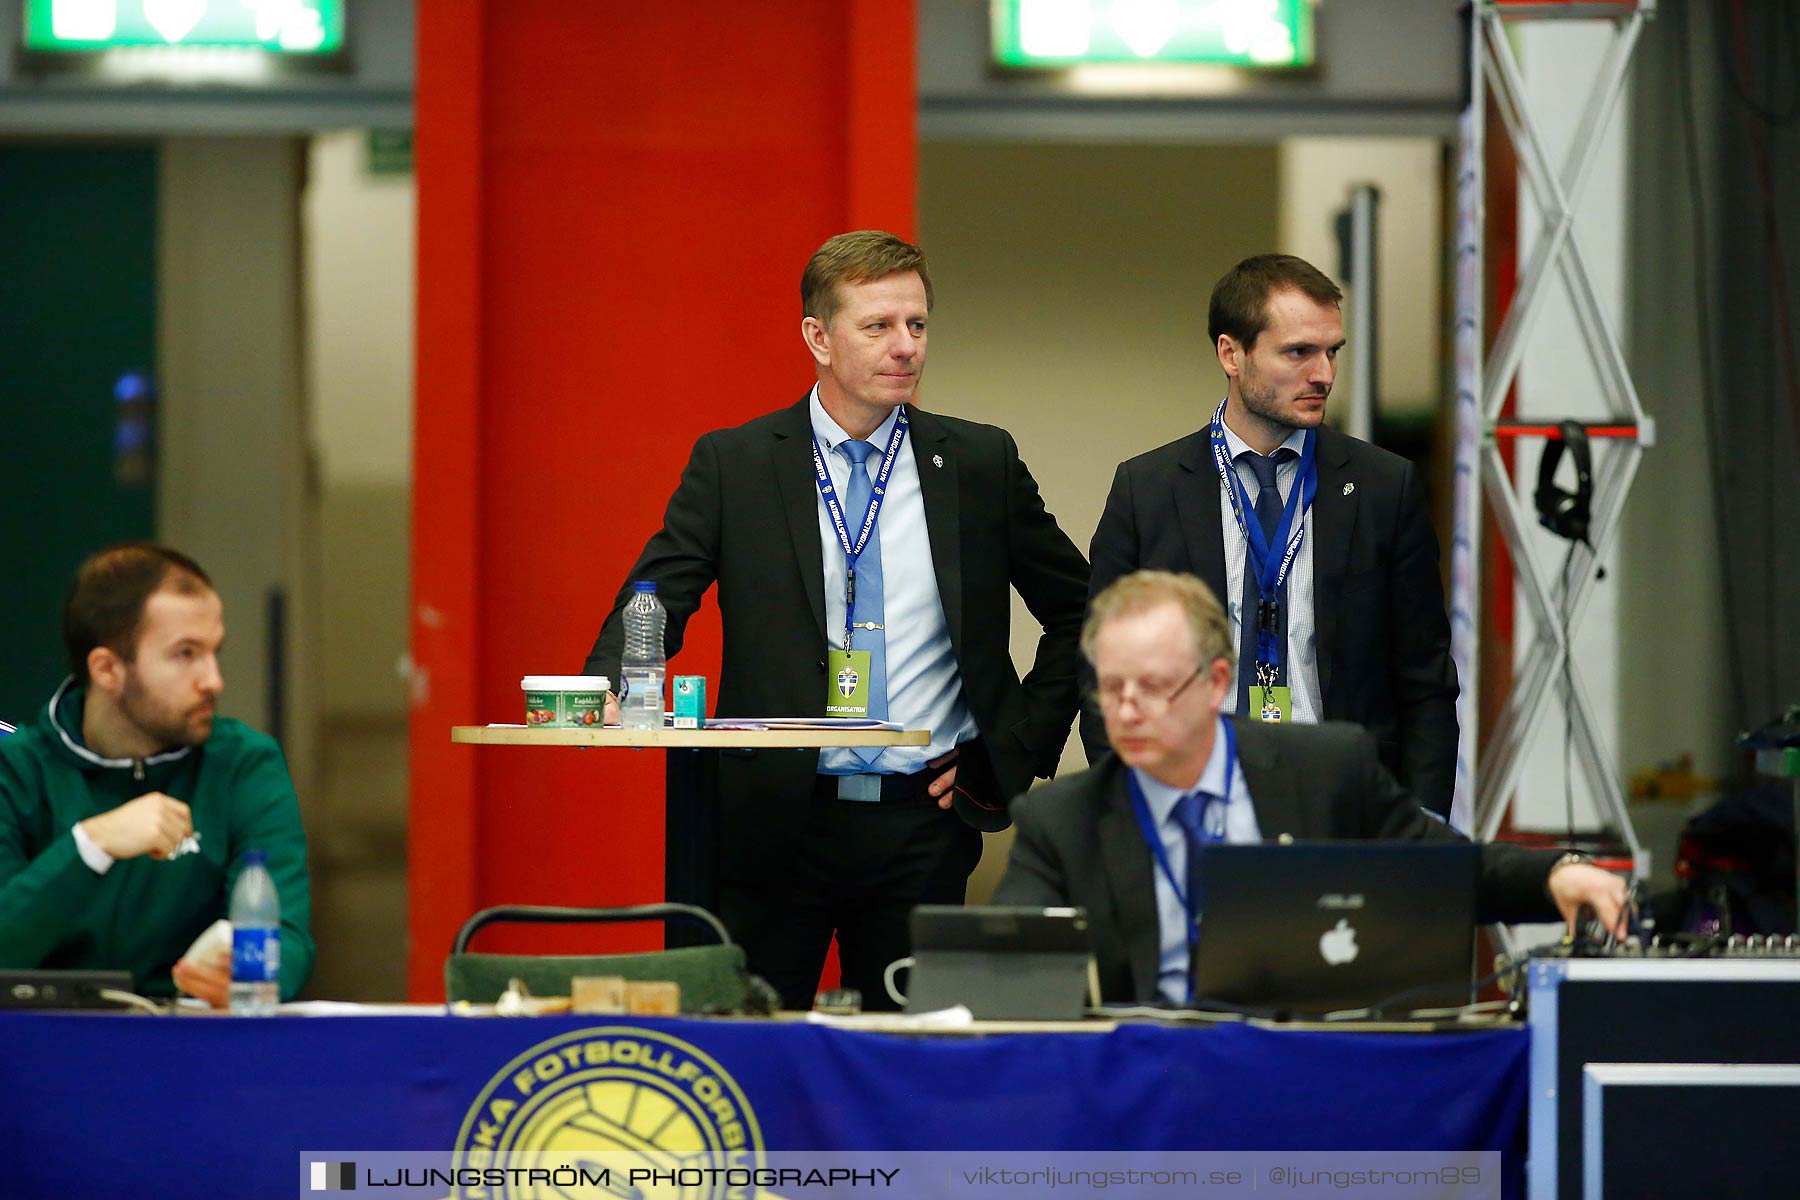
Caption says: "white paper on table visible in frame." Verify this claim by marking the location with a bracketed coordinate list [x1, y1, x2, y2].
[279, 1001, 450, 1016]
[703, 717, 905, 731]
[803, 1005, 974, 1031]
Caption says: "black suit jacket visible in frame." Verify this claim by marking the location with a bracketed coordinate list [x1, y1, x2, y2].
[993, 719, 1559, 1004]
[585, 396, 1091, 879]
[1083, 424, 1460, 816]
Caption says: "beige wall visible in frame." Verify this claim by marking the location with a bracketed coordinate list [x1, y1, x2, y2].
[920, 140, 1280, 895]
[302, 130, 415, 721]
[305, 131, 415, 490]
[299, 131, 416, 1000]
[1279, 137, 1444, 419]
[157, 136, 317, 795]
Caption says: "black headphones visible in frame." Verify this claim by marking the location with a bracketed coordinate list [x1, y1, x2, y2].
[1534, 419, 1593, 545]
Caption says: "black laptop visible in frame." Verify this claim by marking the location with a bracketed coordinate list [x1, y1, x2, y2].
[905, 905, 1096, 1020]
[0, 969, 135, 1009]
[1189, 842, 1480, 1016]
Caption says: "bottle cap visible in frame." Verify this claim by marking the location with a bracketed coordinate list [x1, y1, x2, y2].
[242, 849, 267, 867]
[633, 580, 657, 593]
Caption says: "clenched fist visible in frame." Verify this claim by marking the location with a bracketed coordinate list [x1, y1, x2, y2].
[80, 792, 194, 861]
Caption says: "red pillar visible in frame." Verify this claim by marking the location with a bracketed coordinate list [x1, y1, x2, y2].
[408, 2, 918, 999]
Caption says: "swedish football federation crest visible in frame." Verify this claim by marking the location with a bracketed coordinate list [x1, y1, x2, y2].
[1249, 684, 1290, 724]
[825, 649, 872, 716]
[453, 1026, 767, 1199]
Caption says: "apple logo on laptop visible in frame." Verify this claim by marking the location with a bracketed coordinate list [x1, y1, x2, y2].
[1319, 918, 1359, 966]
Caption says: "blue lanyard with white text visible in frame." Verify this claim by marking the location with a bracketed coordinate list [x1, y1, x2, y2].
[1209, 400, 1317, 674]
[810, 406, 908, 651]
[1127, 719, 1236, 1004]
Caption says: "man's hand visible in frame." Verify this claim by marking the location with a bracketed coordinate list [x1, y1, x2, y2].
[80, 793, 194, 861]
[171, 949, 231, 1009]
[927, 747, 959, 810]
[603, 691, 621, 727]
[1548, 861, 1630, 940]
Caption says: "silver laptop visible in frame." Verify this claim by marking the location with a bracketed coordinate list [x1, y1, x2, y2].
[1189, 842, 1480, 1016]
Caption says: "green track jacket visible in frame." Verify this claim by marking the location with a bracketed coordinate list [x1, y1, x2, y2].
[0, 680, 314, 1000]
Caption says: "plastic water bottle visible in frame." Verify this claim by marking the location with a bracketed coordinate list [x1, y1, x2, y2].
[620, 580, 667, 730]
[229, 849, 281, 1015]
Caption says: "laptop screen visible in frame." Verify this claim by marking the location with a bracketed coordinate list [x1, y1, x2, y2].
[1189, 842, 1481, 1016]
[905, 905, 1095, 1020]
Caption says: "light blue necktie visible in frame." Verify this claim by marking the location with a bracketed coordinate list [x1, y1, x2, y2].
[836, 439, 887, 767]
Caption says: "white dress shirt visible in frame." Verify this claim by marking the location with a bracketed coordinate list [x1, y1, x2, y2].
[1131, 717, 1262, 1005]
[72, 822, 115, 874]
[810, 388, 979, 777]
[1217, 411, 1322, 724]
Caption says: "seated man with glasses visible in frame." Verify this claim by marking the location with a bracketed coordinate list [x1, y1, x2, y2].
[992, 569, 1628, 1006]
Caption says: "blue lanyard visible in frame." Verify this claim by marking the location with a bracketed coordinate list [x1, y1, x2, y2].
[1127, 720, 1237, 1004]
[810, 407, 908, 650]
[1208, 401, 1317, 673]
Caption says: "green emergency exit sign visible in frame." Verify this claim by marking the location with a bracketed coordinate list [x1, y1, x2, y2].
[992, 0, 1315, 69]
[24, 0, 345, 54]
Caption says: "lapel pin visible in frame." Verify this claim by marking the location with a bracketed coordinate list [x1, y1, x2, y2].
[1342, 482, 1355, 496]
[932, 454, 944, 468]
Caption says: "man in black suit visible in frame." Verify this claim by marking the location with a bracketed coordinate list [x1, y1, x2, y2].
[997, 569, 1627, 1006]
[586, 231, 1089, 1010]
[1084, 254, 1459, 816]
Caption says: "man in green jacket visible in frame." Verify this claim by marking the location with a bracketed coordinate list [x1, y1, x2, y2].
[0, 543, 313, 1005]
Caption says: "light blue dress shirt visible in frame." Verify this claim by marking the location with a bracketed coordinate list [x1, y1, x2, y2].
[1131, 716, 1262, 1004]
[810, 388, 979, 778]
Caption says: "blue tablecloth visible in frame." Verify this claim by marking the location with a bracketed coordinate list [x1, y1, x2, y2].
[0, 1012, 1528, 1198]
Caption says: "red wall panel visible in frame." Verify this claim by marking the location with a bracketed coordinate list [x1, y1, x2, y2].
[409, 2, 917, 998]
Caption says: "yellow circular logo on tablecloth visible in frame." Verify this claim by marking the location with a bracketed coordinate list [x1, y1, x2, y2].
[452, 1025, 765, 1199]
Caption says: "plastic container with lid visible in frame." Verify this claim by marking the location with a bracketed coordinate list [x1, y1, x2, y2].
[521, 675, 611, 728]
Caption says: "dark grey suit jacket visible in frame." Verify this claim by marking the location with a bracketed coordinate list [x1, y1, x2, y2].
[993, 719, 1560, 1004]
[585, 396, 1090, 880]
[1083, 424, 1460, 816]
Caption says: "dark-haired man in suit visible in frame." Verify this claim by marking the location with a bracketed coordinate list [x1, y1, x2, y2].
[1084, 254, 1459, 817]
[587, 231, 1089, 1010]
[998, 570, 1625, 1006]
[0, 543, 313, 1006]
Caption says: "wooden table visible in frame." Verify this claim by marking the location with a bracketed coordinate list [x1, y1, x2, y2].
[450, 725, 929, 750]
[450, 724, 930, 940]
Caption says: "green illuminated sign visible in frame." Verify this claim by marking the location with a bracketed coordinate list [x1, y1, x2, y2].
[24, 0, 345, 54]
[992, 0, 1315, 69]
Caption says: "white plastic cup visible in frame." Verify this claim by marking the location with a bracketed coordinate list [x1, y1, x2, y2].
[520, 675, 612, 728]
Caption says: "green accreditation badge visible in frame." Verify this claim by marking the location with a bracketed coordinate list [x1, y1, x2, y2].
[1249, 685, 1292, 723]
[826, 649, 873, 717]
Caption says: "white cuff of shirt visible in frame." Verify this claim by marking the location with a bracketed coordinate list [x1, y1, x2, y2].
[72, 822, 115, 875]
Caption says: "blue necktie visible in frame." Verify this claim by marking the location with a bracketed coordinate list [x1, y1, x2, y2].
[1173, 790, 1225, 922]
[1235, 448, 1294, 716]
[836, 439, 887, 765]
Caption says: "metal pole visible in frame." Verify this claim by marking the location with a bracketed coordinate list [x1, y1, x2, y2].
[1337, 184, 1381, 444]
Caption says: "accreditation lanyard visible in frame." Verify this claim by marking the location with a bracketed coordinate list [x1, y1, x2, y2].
[1126, 719, 1236, 1005]
[1209, 401, 1318, 680]
[810, 406, 909, 651]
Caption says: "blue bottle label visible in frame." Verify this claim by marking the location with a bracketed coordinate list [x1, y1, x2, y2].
[232, 928, 280, 983]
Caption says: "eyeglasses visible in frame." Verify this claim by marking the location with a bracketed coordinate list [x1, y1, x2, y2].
[1092, 665, 1204, 716]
